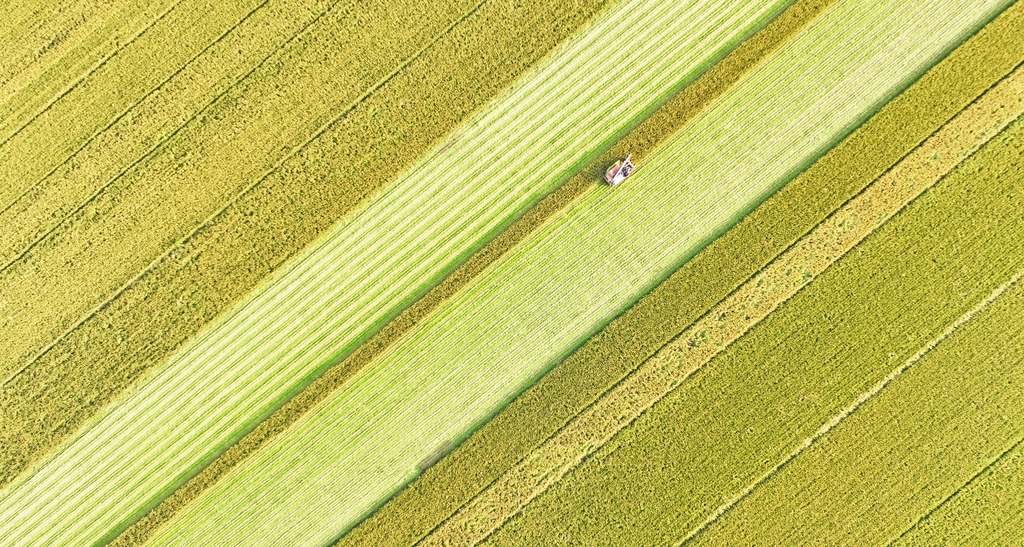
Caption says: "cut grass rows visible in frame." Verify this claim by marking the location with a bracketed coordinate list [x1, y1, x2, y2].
[110, 1, 833, 544]
[483, 106, 1024, 547]
[0, 0, 181, 149]
[0, 1, 782, 544]
[0, 0, 613, 499]
[688, 267, 1024, 546]
[0, 0, 483, 383]
[0, 0, 291, 266]
[144, 2, 1011, 545]
[428, 59, 1024, 547]
[341, 4, 1024, 544]
[896, 439, 1024, 545]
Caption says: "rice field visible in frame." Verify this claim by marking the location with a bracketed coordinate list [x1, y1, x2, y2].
[2, 0, 1021, 545]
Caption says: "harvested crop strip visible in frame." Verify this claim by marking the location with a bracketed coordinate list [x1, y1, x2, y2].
[0, 0, 484, 381]
[687, 270, 1024, 546]
[110, 2, 834, 544]
[0, 0, 180, 149]
[895, 440, 1024, 545]
[428, 61, 1024, 547]
[143, 2, 1008, 546]
[484, 103, 1024, 547]
[0, 0, 618, 498]
[0, 0, 283, 265]
[0, 0, 785, 544]
[341, 5, 1024, 544]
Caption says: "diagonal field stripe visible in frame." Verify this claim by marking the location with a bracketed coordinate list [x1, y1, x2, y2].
[0, 0, 788, 545]
[421, 61, 1024, 547]
[678, 264, 1024, 546]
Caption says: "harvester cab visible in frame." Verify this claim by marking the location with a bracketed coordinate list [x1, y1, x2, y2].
[604, 154, 635, 186]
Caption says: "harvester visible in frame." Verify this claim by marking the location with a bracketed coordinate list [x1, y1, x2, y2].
[604, 154, 635, 186]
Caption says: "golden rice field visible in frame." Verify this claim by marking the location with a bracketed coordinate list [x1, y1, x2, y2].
[1, 0, 1022, 545]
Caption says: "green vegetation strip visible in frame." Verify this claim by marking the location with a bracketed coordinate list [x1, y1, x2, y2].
[896, 440, 1024, 545]
[0, 0, 287, 266]
[110, 1, 834, 544]
[0, 1, 782, 544]
[0, 0, 483, 383]
[144, 2, 1007, 546]
[0, 0, 180, 154]
[433, 58, 1024, 547]
[483, 108, 1024, 547]
[341, 3, 1024, 545]
[688, 269, 1024, 546]
[0, 0, 612, 499]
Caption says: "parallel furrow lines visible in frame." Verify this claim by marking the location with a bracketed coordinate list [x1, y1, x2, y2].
[0, 0, 183, 152]
[0, 0, 272, 221]
[0, 0, 486, 387]
[0, 1, 786, 545]
[110, 2, 832, 543]
[421, 57, 1024, 547]
[680, 266, 1024, 546]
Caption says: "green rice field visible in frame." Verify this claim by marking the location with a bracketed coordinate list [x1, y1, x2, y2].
[1, 0, 1021, 545]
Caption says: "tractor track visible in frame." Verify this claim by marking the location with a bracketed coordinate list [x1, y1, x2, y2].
[0, 0, 274, 228]
[338, 4, 1024, 544]
[421, 59, 1024, 547]
[0, 0, 183, 158]
[106, 0, 839, 544]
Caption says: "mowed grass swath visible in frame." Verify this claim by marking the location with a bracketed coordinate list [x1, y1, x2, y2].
[0, 1, 790, 545]
[433, 63, 1024, 547]
[0, 0, 618, 489]
[141, 1, 1010, 545]
[340, 7, 1024, 543]
[0, 0, 489, 384]
[112, 1, 835, 543]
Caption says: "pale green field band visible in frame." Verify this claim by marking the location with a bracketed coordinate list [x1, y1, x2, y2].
[146, 0, 1008, 545]
[0, 0, 788, 545]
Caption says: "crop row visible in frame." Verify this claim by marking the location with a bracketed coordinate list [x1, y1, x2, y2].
[0, 0, 518, 489]
[110, 0, 827, 544]
[429, 57, 1024, 547]
[340, 2, 1024, 545]
[483, 107, 1024, 547]
[0, 0, 302, 267]
[138, 1, 1012, 546]
[0, 0, 178, 145]
[0, 0, 782, 544]
[689, 252, 1024, 545]
[0, 0, 484, 385]
[897, 439, 1024, 545]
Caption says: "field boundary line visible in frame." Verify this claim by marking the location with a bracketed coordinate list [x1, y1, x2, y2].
[887, 434, 1024, 545]
[107, 1, 795, 542]
[0, 0, 272, 221]
[0, 0, 183, 162]
[678, 265, 1024, 546]
[0, 0, 490, 390]
[0, 0, 344, 276]
[103, 1, 836, 543]
[416, 64, 1024, 547]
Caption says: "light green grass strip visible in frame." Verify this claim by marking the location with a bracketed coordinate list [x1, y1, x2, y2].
[0, 0, 784, 545]
[148, 1, 1008, 546]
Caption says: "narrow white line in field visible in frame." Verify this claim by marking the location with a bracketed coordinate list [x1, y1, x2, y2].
[676, 264, 1024, 546]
